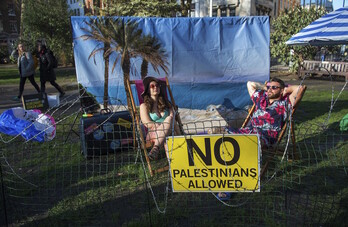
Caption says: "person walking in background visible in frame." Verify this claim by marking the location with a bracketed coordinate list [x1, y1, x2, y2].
[12, 43, 41, 101]
[38, 44, 65, 97]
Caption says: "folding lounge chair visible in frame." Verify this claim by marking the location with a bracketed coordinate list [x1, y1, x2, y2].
[125, 77, 184, 176]
[241, 84, 307, 177]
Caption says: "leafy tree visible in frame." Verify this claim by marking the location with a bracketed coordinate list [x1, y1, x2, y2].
[80, 17, 114, 108]
[270, 6, 326, 71]
[180, 0, 192, 17]
[13, 0, 25, 39]
[87, 0, 181, 17]
[21, 0, 73, 65]
[0, 46, 8, 61]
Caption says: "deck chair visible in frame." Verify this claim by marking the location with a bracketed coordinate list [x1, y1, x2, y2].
[125, 77, 184, 176]
[241, 84, 307, 177]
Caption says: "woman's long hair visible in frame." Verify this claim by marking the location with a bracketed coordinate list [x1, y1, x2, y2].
[18, 43, 24, 57]
[143, 90, 171, 113]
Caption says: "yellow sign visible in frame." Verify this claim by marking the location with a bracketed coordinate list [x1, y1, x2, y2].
[166, 134, 260, 192]
[22, 93, 48, 110]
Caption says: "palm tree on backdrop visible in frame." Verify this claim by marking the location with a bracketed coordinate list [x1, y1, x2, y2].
[107, 18, 169, 106]
[79, 17, 113, 108]
[79, 17, 169, 109]
[105, 18, 141, 108]
[140, 34, 168, 79]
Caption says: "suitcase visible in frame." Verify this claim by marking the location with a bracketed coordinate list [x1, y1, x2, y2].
[80, 110, 133, 158]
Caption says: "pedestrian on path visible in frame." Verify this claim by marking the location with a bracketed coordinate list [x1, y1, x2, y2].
[12, 43, 41, 101]
[38, 44, 65, 97]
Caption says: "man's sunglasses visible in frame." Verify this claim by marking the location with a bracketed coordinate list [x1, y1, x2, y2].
[150, 84, 160, 89]
[266, 85, 281, 90]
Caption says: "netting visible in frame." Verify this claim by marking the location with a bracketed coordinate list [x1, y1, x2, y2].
[0, 88, 347, 226]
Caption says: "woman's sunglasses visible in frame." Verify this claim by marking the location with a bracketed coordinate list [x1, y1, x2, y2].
[150, 84, 160, 89]
[267, 85, 281, 90]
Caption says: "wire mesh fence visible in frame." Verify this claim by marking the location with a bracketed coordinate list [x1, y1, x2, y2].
[0, 86, 347, 226]
[0, 103, 347, 226]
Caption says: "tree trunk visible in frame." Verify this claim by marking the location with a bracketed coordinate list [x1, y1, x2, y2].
[180, 0, 187, 17]
[180, 0, 192, 17]
[105, 0, 109, 16]
[103, 44, 110, 109]
[187, 0, 192, 17]
[140, 59, 148, 79]
[20, 0, 25, 39]
[122, 53, 132, 109]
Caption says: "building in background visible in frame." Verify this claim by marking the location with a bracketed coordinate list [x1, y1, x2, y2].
[0, 0, 20, 59]
[84, 0, 106, 15]
[71, 0, 333, 19]
[67, 0, 85, 16]
[301, 0, 333, 11]
[188, 0, 281, 18]
[187, 0, 332, 18]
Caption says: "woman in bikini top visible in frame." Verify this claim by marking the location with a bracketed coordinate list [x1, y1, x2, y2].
[139, 76, 180, 160]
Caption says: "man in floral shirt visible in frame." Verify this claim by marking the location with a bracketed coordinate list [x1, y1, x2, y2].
[226, 78, 302, 147]
[227, 78, 302, 146]
[217, 78, 303, 201]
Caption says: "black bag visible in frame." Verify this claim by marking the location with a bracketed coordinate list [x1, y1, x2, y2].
[47, 50, 58, 68]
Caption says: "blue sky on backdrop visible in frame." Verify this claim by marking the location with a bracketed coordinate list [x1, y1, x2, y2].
[71, 17, 270, 109]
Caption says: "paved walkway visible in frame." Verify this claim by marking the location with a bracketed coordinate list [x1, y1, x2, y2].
[0, 81, 78, 114]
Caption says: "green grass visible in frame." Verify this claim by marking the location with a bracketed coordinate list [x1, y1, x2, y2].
[0, 76, 347, 226]
[0, 66, 19, 84]
[0, 64, 77, 85]
[295, 87, 348, 124]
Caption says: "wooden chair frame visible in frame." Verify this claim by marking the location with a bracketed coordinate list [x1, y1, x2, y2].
[125, 77, 184, 176]
[241, 84, 307, 177]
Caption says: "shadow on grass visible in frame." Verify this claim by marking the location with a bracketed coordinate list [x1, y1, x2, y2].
[284, 166, 348, 226]
[18, 185, 154, 226]
[1, 117, 348, 226]
[253, 120, 348, 225]
[1, 154, 150, 226]
[295, 100, 348, 123]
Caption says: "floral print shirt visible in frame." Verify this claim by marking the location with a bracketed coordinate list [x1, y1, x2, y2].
[228, 90, 291, 146]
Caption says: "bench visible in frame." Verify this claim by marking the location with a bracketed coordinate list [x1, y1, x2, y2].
[298, 60, 348, 81]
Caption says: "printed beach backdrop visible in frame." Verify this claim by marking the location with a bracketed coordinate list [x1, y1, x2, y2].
[71, 16, 270, 130]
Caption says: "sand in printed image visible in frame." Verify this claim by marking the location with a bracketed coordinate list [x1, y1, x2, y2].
[179, 104, 249, 134]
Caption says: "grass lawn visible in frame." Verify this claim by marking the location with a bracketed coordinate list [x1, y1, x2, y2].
[0, 64, 77, 85]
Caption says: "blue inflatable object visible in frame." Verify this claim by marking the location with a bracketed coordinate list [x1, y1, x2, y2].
[0, 108, 56, 142]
